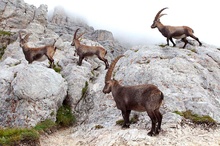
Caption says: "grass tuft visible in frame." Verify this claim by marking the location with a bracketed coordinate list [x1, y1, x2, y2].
[116, 114, 139, 126]
[0, 128, 39, 146]
[56, 105, 76, 127]
[0, 105, 76, 145]
[95, 125, 104, 129]
[34, 119, 56, 132]
[0, 30, 11, 36]
[174, 110, 217, 126]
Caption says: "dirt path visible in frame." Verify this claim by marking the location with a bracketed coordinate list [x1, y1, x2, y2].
[40, 125, 220, 146]
[40, 128, 76, 146]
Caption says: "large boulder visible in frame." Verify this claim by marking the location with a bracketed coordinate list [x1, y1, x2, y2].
[0, 62, 67, 127]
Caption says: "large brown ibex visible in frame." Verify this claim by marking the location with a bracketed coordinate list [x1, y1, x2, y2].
[19, 31, 57, 68]
[151, 7, 202, 48]
[103, 55, 164, 136]
[71, 28, 109, 69]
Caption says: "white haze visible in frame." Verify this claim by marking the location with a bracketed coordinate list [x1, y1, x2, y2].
[24, 0, 220, 47]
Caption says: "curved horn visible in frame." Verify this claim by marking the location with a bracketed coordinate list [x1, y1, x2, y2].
[74, 28, 80, 39]
[158, 13, 167, 19]
[77, 32, 86, 40]
[23, 33, 32, 41]
[18, 30, 22, 40]
[105, 55, 124, 83]
[154, 7, 168, 21]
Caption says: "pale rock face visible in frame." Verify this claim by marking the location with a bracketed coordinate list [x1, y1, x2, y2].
[0, 64, 67, 127]
[69, 43, 220, 145]
[0, 0, 47, 29]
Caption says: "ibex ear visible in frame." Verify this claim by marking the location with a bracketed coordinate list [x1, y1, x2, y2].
[118, 79, 123, 84]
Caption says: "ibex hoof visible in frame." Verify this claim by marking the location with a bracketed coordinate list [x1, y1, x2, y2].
[147, 131, 155, 136]
[122, 124, 130, 129]
[77, 62, 82, 66]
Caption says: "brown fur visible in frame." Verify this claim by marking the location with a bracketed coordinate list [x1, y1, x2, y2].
[151, 7, 202, 48]
[71, 28, 109, 69]
[103, 56, 164, 136]
[19, 31, 57, 68]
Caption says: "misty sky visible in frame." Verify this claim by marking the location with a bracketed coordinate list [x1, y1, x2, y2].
[24, 0, 220, 47]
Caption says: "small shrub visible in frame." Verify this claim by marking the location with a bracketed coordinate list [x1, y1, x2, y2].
[56, 105, 76, 127]
[95, 125, 104, 129]
[0, 30, 11, 36]
[173, 110, 184, 116]
[81, 81, 89, 99]
[0, 128, 39, 146]
[116, 114, 139, 126]
[116, 119, 124, 126]
[53, 63, 62, 73]
[34, 119, 56, 132]
[0, 46, 6, 59]
[174, 110, 217, 126]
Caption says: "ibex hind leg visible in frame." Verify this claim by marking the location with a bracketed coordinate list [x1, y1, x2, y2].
[98, 56, 109, 69]
[189, 34, 202, 46]
[154, 109, 162, 135]
[146, 110, 157, 136]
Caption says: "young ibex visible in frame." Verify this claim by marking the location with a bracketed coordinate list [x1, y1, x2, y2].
[19, 31, 57, 68]
[151, 7, 202, 48]
[103, 55, 164, 136]
[71, 28, 109, 69]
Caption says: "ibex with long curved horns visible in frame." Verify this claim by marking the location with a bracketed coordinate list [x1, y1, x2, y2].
[19, 31, 57, 68]
[71, 28, 109, 69]
[151, 7, 202, 48]
[103, 55, 164, 136]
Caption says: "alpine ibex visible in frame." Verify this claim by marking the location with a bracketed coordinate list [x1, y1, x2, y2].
[103, 55, 164, 136]
[19, 31, 57, 68]
[71, 28, 109, 69]
[151, 7, 202, 48]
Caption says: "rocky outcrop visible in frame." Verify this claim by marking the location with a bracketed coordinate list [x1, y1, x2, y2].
[0, 0, 47, 30]
[69, 42, 220, 145]
[0, 0, 220, 145]
[0, 61, 67, 127]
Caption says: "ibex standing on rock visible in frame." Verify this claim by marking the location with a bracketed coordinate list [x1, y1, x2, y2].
[103, 55, 164, 136]
[71, 28, 109, 69]
[151, 7, 202, 48]
[19, 31, 57, 68]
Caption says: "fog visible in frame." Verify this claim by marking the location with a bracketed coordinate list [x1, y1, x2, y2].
[24, 0, 220, 47]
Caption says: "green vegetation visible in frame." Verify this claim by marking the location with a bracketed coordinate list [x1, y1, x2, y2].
[0, 30, 11, 36]
[159, 44, 167, 48]
[34, 119, 56, 132]
[190, 48, 197, 53]
[56, 105, 76, 127]
[0, 105, 76, 145]
[174, 110, 217, 126]
[95, 125, 104, 130]
[0, 46, 6, 59]
[0, 127, 39, 146]
[53, 62, 62, 73]
[81, 81, 89, 99]
[116, 114, 139, 126]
